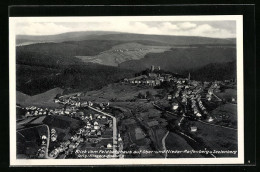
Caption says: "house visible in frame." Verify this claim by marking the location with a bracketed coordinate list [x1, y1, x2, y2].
[207, 116, 214, 122]
[97, 131, 102, 136]
[94, 125, 100, 130]
[190, 126, 197, 132]
[148, 73, 157, 78]
[159, 77, 164, 82]
[107, 143, 113, 149]
[196, 113, 202, 117]
[25, 111, 32, 117]
[155, 79, 160, 86]
[89, 101, 93, 106]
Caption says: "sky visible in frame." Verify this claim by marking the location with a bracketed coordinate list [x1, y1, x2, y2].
[15, 20, 236, 38]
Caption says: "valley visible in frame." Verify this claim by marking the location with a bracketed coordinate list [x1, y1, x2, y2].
[15, 31, 238, 159]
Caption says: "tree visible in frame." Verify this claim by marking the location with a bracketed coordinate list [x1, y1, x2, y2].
[146, 91, 154, 100]
[137, 92, 144, 99]
[55, 93, 62, 99]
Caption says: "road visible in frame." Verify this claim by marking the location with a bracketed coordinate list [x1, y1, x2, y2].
[87, 106, 118, 158]
[161, 131, 169, 158]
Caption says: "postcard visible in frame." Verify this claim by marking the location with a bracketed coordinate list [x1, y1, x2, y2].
[9, 15, 244, 166]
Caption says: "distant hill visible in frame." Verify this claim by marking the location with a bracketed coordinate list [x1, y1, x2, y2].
[16, 31, 121, 45]
[89, 33, 236, 45]
[17, 36, 236, 71]
[16, 31, 236, 46]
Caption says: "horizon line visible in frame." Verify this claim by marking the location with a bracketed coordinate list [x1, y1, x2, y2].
[16, 30, 236, 39]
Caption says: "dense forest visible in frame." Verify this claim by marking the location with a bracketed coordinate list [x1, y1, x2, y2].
[16, 55, 134, 95]
[187, 61, 236, 81]
[119, 46, 236, 73]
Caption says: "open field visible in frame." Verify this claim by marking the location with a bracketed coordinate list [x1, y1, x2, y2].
[165, 132, 204, 158]
[76, 43, 171, 66]
[215, 88, 237, 101]
[17, 87, 64, 108]
[184, 120, 237, 157]
[81, 83, 162, 102]
[211, 103, 237, 128]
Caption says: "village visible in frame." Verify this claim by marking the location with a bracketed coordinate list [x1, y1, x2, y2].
[125, 65, 236, 124]
[17, 65, 237, 159]
[18, 93, 123, 159]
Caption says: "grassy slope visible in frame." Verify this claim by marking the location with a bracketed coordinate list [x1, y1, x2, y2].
[80, 83, 161, 102]
[76, 43, 171, 66]
[190, 120, 237, 157]
[17, 88, 64, 108]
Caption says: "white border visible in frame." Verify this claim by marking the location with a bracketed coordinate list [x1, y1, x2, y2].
[9, 15, 244, 166]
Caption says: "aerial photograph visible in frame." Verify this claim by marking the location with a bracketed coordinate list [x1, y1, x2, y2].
[14, 18, 238, 159]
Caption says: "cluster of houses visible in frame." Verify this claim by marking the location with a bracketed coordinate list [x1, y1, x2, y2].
[81, 101, 110, 111]
[37, 111, 115, 158]
[167, 76, 214, 122]
[50, 128, 57, 142]
[24, 106, 79, 118]
[47, 113, 115, 159]
[206, 82, 220, 101]
[24, 95, 111, 120]
[25, 106, 50, 117]
[124, 75, 161, 86]
[113, 48, 146, 53]
[36, 135, 48, 158]
[54, 95, 81, 107]
[29, 94, 115, 159]
[124, 66, 174, 87]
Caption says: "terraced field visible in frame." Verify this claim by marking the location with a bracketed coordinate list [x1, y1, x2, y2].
[76, 43, 171, 66]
